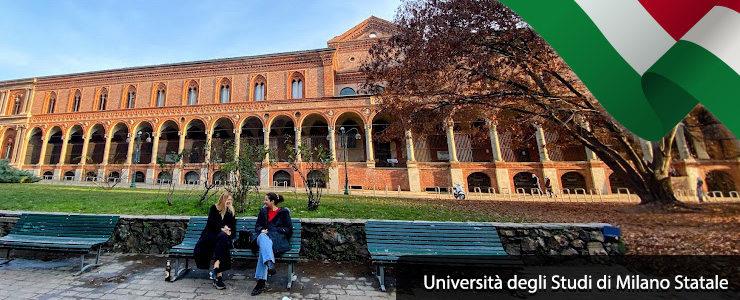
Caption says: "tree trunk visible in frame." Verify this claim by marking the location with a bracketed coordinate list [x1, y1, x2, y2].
[307, 190, 320, 211]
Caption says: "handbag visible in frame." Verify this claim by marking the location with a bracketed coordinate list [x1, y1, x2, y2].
[233, 228, 253, 249]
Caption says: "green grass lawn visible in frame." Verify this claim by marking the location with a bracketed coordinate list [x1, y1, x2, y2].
[0, 183, 522, 222]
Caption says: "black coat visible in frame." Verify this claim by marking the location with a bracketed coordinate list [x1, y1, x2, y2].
[253, 206, 293, 253]
[194, 205, 236, 270]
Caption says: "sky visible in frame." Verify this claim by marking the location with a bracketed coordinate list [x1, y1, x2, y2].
[0, 0, 401, 81]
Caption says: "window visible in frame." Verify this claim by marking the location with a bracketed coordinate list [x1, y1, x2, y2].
[291, 75, 303, 99]
[155, 84, 166, 107]
[72, 90, 81, 112]
[219, 79, 231, 103]
[12, 95, 22, 114]
[47, 93, 56, 114]
[187, 81, 198, 105]
[253, 76, 266, 101]
[126, 86, 136, 109]
[98, 88, 108, 111]
[340, 87, 356, 96]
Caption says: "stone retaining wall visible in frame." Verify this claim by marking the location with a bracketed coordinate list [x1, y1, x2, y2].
[0, 211, 624, 260]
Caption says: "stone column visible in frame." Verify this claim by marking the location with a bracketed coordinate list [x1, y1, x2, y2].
[125, 133, 135, 165]
[534, 124, 550, 162]
[233, 129, 241, 158]
[405, 130, 421, 192]
[328, 126, 337, 162]
[444, 121, 458, 162]
[150, 133, 160, 164]
[38, 136, 49, 165]
[640, 138, 654, 163]
[0, 91, 6, 115]
[13, 127, 25, 165]
[364, 124, 374, 166]
[178, 131, 186, 154]
[204, 130, 212, 162]
[589, 167, 608, 194]
[494, 169, 511, 193]
[79, 134, 91, 181]
[58, 135, 70, 165]
[260, 128, 270, 187]
[102, 134, 112, 166]
[23, 88, 32, 114]
[675, 124, 692, 160]
[486, 120, 503, 161]
[294, 127, 302, 162]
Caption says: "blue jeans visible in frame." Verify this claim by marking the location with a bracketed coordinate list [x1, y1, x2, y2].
[255, 233, 275, 280]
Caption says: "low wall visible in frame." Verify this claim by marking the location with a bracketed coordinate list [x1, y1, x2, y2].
[0, 211, 624, 260]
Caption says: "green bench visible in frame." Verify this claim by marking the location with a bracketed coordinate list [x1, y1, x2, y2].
[366, 220, 520, 291]
[0, 213, 120, 275]
[169, 217, 302, 288]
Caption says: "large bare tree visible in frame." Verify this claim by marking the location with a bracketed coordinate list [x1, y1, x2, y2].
[362, 0, 683, 205]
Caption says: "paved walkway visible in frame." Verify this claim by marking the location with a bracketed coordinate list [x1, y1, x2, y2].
[0, 251, 394, 300]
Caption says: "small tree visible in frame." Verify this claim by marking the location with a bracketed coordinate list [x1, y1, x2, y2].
[0, 160, 40, 183]
[221, 141, 273, 213]
[285, 139, 332, 211]
[78, 155, 120, 190]
[156, 151, 185, 206]
[194, 141, 230, 206]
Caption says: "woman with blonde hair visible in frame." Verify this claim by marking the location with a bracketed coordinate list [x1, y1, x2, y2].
[194, 192, 236, 290]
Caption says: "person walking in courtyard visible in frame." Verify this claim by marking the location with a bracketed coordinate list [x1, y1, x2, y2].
[194, 192, 236, 290]
[531, 173, 541, 194]
[251, 192, 293, 296]
[697, 177, 705, 203]
[544, 177, 555, 198]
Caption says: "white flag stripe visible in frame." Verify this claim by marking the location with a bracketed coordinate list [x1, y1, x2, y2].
[682, 6, 740, 73]
[574, 0, 674, 75]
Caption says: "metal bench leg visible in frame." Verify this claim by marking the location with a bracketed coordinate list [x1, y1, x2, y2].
[376, 264, 386, 292]
[287, 262, 294, 289]
[0, 249, 11, 265]
[171, 258, 191, 282]
[74, 246, 103, 276]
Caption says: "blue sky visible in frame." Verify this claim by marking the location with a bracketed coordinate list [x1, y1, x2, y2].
[0, 0, 400, 81]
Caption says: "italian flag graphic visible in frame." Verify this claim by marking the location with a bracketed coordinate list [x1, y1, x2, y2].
[500, 0, 740, 141]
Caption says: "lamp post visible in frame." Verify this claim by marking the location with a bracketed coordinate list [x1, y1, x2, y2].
[127, 131, 151, 188]
[329, 126, 362, 195]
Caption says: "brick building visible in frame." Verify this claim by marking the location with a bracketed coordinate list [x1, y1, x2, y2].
[1, 17, 739, 196]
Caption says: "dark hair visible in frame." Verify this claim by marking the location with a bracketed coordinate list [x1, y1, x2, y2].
[266, 192, 284, 205]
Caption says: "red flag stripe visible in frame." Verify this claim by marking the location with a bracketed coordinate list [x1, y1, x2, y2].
[638, 0, 719, 40]
[719, 0, 740, 13]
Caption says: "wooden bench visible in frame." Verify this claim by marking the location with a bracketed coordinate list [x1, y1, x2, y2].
[168, 217, 302, 288]
[0, 213, 120, 275]
[366, 220, 520, 291]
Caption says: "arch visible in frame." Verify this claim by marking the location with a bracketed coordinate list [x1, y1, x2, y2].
[86, 125, 106, 164]
[157, 120, 181, 162]
[339, 87, 356, 96]
[268, 115, 295, 162]
[371, 114, 404, 167]
[124, 85, 136, 109]
[24, 127, 43, 165]
[63, 171, 75, 180]
[561, 172, 587, 193]
[108, 171, 121, 182]
[133, 121, 154, 164]
[251, 75, 267, 101]
[66, 125, 85, 165]
[240, 116, 265, 147]
[499, 123, 540, 162]
[85, 170, 97, 181]
[212, 170, 226, 185]
[307, 170, 326, 188]
[44, 126, 64, 165]
[135, 171, 146, 183]
[157, 171, 172, 183]
[45, 92, 57, 114]
[273, 170, 291, 187]
[184, 119, 207, 163]
[69, 89, 82, 112]
[211, 117, 235, 162]
[184, 80, 199, 105]
[153, 82, 167, 107]
[289, 72, 305, 99]
[108, 123, 130, 165]
[217, 77, 232, 103]
[95, 87, 108, 111]
[467, 172, 492, 192]
[184, 171, 200, 184]
[334, 111, 366, 162]
[42, 171, 53, 178]
[513, 171, 536, 194]
[705, 170, 736, 197]
[1, 127, 17, 161]
[300, 113, 330, 160]
[609, 172, 631, 194]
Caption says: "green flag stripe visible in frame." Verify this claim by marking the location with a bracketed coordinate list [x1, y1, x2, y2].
[644, 40, 740, 139]
[500, 0, 692, 140]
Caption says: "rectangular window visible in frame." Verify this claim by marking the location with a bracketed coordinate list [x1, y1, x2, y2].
[157, 91, 165, 107]
[127, 93, 135, 108]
